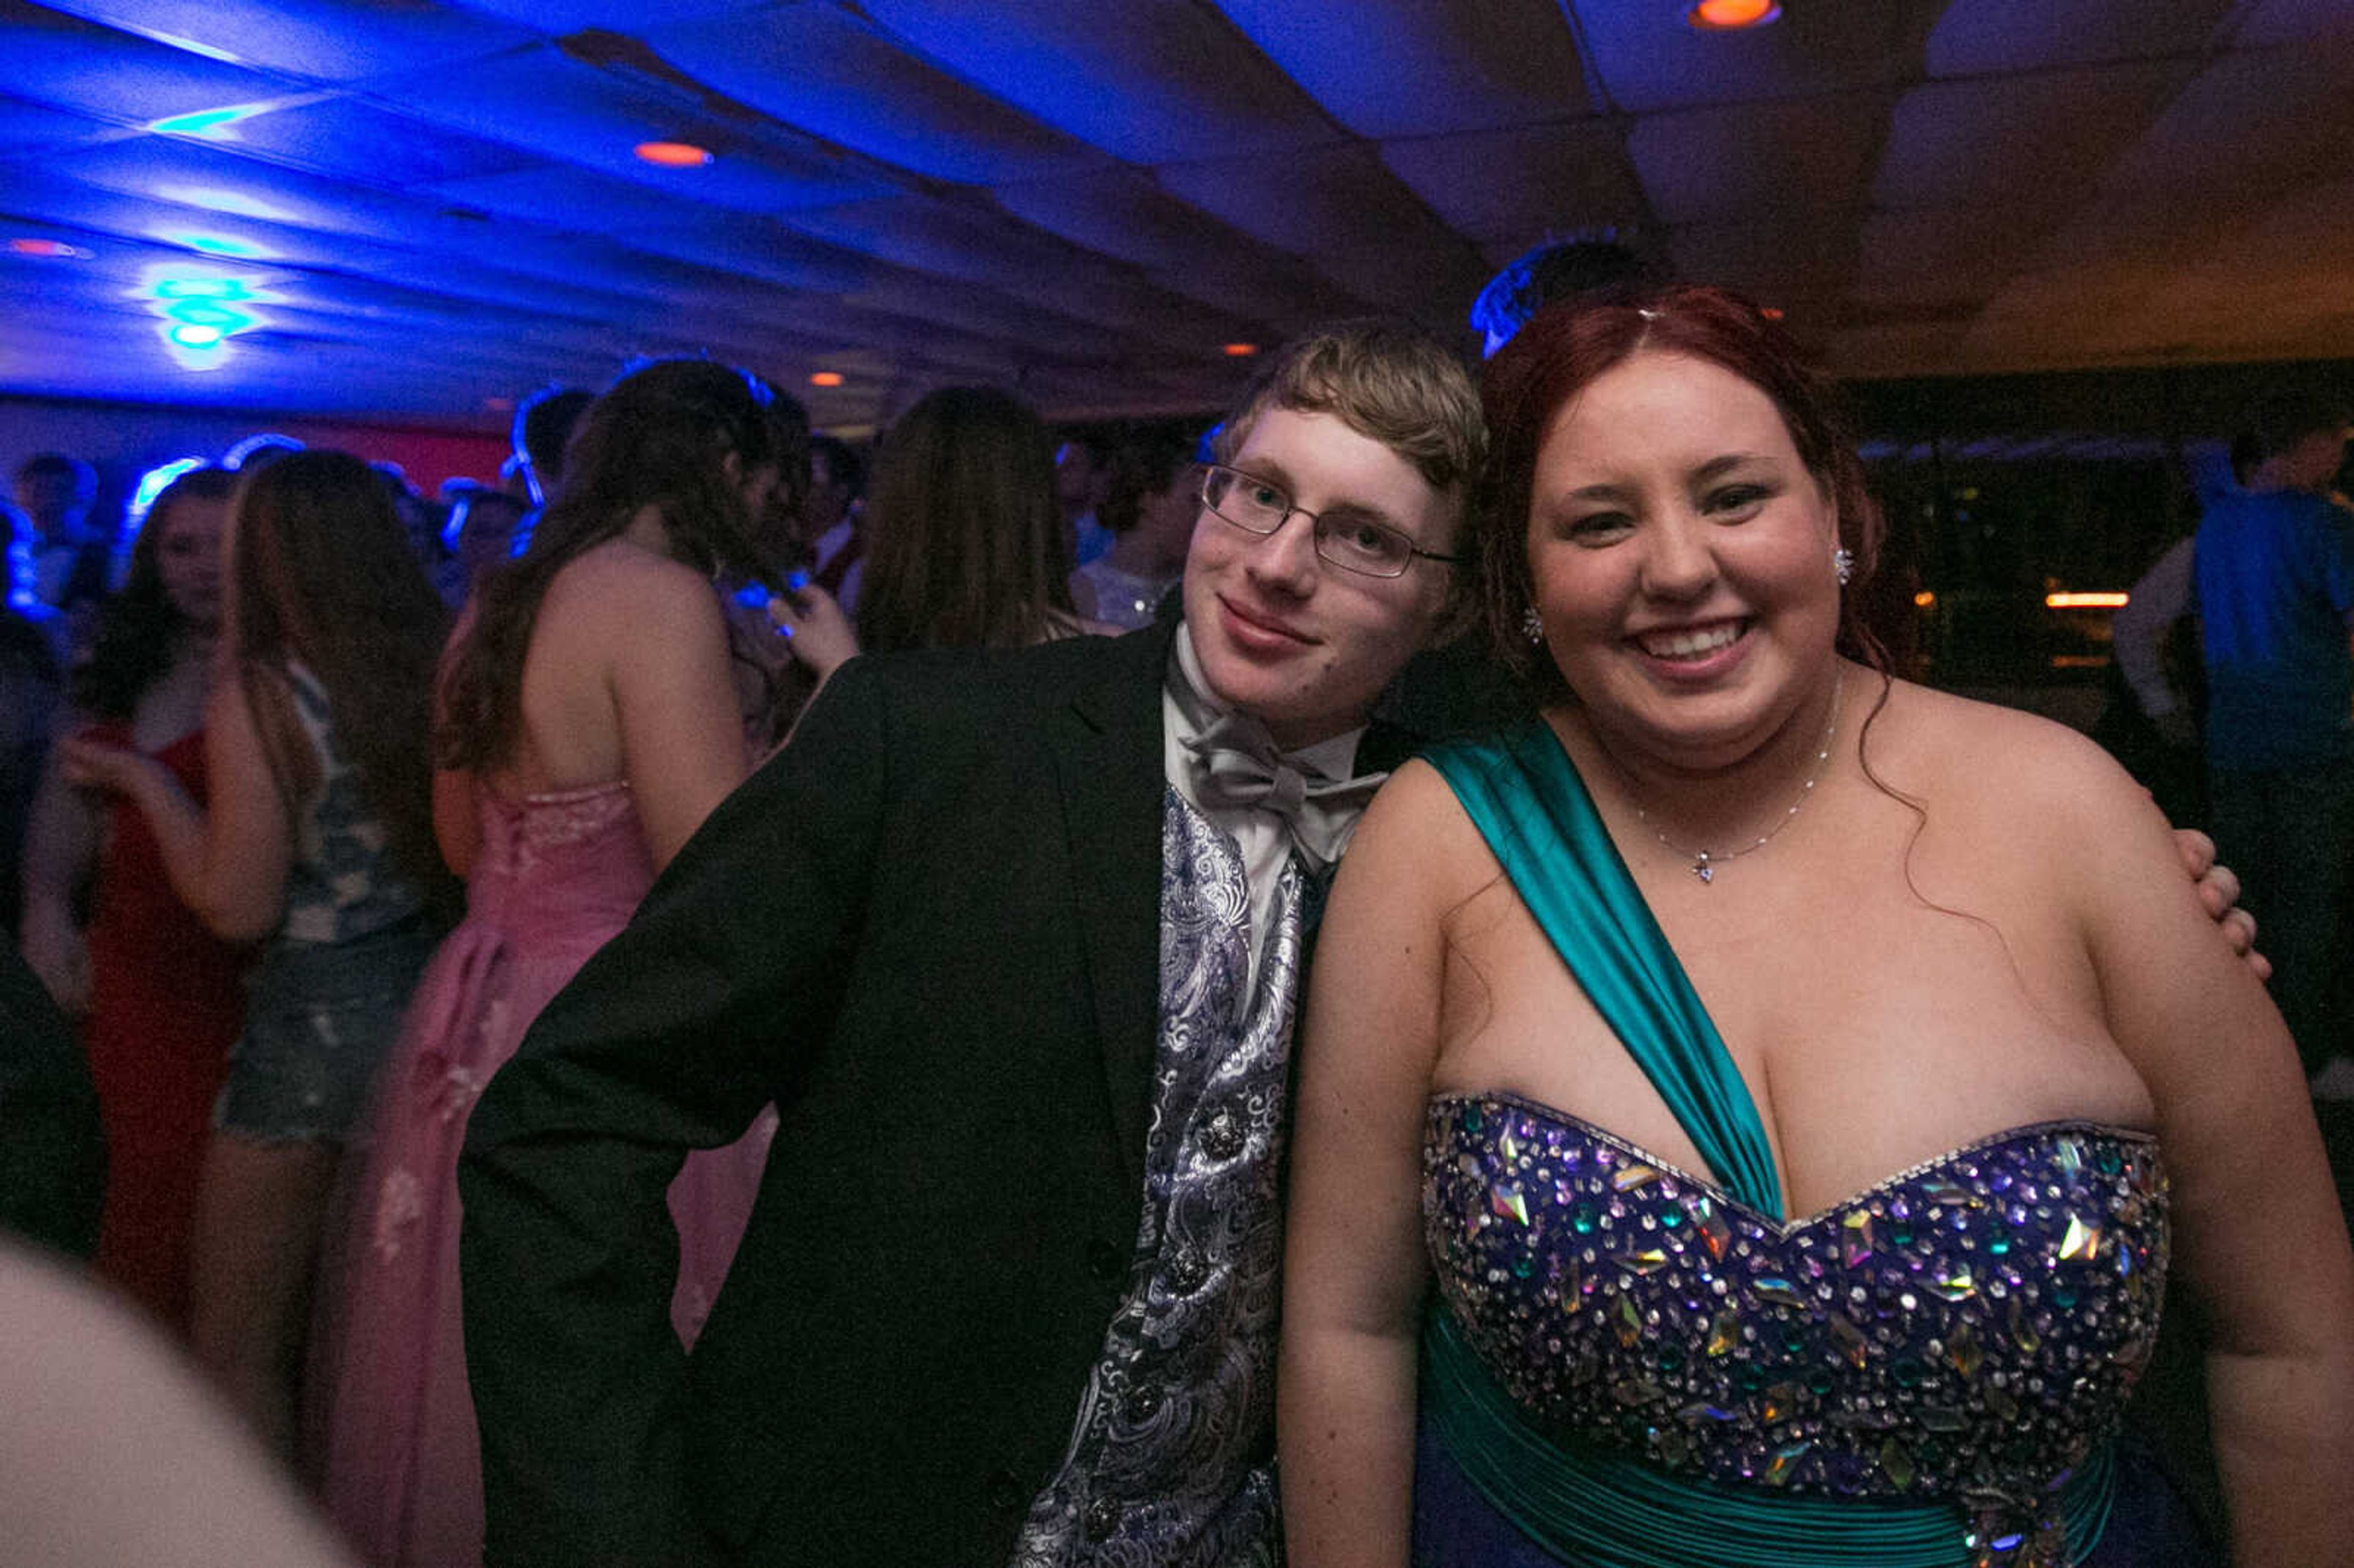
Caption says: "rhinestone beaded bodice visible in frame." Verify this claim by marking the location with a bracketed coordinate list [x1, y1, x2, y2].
[1424, 1095, 2168, 1520]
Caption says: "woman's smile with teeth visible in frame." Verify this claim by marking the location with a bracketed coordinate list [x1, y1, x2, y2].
[1636, 620, 1745, 660]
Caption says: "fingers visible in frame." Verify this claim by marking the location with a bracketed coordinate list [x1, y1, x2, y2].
[2175, 826, 2216, 878]
[2197, 861, 2240, 920]
[767, 578, 842, 639]
[2219, 908, 2271, 981]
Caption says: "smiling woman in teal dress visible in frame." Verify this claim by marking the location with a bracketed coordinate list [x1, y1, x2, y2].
[1278, 287, 2354, 1568]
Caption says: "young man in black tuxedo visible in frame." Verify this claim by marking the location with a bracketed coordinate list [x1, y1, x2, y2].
[460, 320, 1485, 1568]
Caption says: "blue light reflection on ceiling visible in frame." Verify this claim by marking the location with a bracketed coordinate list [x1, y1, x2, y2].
[160, 230, 271, 259]
[148, 102, 275, 139]
[136, 265, 273, 369]
[131, 31, 243, 65]
[151, 185, 297, 223]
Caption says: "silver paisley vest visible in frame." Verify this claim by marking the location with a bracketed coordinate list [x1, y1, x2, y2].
[1010, 788, 1321, 1567]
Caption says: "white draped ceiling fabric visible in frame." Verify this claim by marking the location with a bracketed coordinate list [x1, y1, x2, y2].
[1, 0, 2350, 426]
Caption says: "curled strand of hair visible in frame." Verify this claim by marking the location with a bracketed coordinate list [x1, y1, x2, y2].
[1851, 666, 2035, 1015]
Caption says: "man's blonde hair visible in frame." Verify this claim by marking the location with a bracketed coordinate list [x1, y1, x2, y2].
[1213, 320, 1486, 512]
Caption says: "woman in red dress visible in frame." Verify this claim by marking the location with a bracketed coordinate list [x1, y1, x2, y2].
[19, 466, 249, 1328]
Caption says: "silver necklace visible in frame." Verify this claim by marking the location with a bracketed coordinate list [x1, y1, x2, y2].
[1626, 673, 1845, 885]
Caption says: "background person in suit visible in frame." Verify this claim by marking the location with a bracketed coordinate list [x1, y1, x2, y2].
[459, 319, 1484, 1567]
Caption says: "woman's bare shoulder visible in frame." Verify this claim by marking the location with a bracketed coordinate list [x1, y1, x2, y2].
[1876, 677, 2139, 802]
[538, 540, 723, 643]
[1869, 677, 2166, 872]
[1364, 755, 1474, 831]
[546, 538, 710, 602]
[1346, 757, 1495, 899]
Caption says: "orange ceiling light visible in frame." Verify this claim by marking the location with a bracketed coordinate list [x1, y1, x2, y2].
[1686, 0, 1781, 28]
[8, 237, 91, 258]
[808, 371, 845, 387]
[2046, 592, 2129, 609]
[1222, 342, 1259, 357]
[634, 140, 713, 167]
[1759, 305, 1786, 321]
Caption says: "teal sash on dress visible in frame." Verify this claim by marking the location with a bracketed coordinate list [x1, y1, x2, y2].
[1417, 721, 2114, 1567]
[1425, 722, 1783, 1216]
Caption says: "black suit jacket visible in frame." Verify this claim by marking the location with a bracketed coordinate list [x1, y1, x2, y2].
[462, 624, 1191, 1566]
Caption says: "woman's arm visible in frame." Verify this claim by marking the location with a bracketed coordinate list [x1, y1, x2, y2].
[606, 560, 753, 870]
[18, 747, 101, 1014]
[2110, 538, 2196, 731]
[59, 674, 291, 943]
[2066, 750, 2354, 1566]
[432, 607, 483, 881]
[1280, 763, 1461, 1568]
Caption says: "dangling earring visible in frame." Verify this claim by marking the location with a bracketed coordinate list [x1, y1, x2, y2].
[1520, 607, 1544, 644]
[1832, 547, 1856, 587]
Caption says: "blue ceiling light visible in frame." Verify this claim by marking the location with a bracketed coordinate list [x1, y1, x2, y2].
[132, 31, 245, 64]
[163, 323, 230, 368]
[162, 232, 272, 260]
[151, 276, 257, 302]
[149, 103, 275, 139]
[161, 302, 250, 330]
[139, 266, 272, 368]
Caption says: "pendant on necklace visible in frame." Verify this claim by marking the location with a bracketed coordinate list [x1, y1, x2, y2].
[1691, 852, 1713, 883]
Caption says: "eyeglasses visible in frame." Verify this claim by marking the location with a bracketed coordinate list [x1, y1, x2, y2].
[1198, 463, 1458, 579]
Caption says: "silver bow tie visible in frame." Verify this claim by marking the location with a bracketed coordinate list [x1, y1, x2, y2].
[1181, 711, 1385, 869]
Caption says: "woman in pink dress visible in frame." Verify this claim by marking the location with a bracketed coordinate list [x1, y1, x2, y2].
[312, 360, 826, 1568]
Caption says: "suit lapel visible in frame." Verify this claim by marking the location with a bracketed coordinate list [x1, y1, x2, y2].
[1045, 623, 1177, 1192]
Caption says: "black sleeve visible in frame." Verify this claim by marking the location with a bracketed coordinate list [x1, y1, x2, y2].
[459, 656, 891, 1567]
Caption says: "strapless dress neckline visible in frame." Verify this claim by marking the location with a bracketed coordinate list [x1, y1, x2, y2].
[1422, 1089, 2169, 1531]
[1431, 1087, 2157, 1233]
